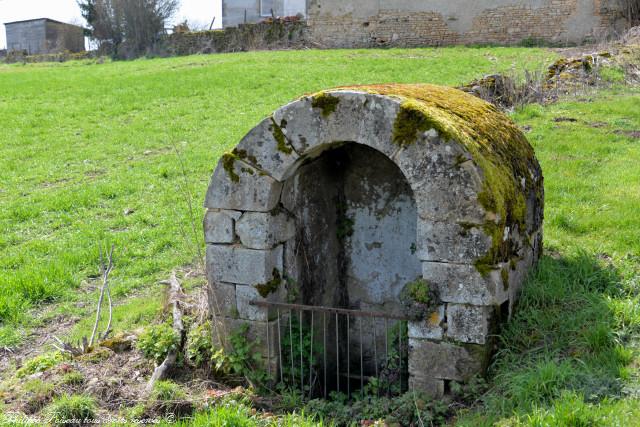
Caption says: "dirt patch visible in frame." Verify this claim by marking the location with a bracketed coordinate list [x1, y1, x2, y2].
[615, 130, 640, 139]
[553, 117, 578, 123]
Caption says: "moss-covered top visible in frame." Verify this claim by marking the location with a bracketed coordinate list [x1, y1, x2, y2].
[312, 84, 542, 270]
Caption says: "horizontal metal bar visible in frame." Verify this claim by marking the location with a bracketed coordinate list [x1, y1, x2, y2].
[249, 300, 408, 320]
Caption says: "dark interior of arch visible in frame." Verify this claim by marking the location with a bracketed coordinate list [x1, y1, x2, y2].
[281, 142, 421, 394]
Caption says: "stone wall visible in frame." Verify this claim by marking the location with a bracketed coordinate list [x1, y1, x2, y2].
[160, 20, 308, 56]
[306, 0, 629, 47]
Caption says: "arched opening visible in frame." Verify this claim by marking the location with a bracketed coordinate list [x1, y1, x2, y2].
[281, 142, 421, 395]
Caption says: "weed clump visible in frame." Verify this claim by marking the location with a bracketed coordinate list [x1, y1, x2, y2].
[45, 394, 97, 424]
[137, 322, 180, 364]
[16, 352, 65, 378]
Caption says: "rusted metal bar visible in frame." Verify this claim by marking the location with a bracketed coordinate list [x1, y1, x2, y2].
[309, 311, 314, 399]
[277, 309, 283, 384]
[289, 312, 294, 385]
[250, 300, 408, 320]
[347, 314, 350, 399]
[373, 318, 378, 395]
[335, 312, 339, 393]
[265, 312, 271, 379]
[384, 318, 389, 395]
[299, 310, 303, 392]
[323, 312, 327, 398]
[359, 316, 364, 397]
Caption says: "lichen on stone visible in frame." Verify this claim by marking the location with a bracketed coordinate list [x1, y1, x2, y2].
[254, 268, 282, 298]
[269, 118, 293, 154]
[311, 92, 340, 118]
[221, 153, 240, 183]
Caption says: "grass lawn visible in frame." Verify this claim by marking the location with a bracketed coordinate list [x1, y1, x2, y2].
[0, 47, 557, 343]
[1, 47, 640, 425]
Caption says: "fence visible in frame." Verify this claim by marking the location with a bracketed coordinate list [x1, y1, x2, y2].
[250, 300, 409, 399]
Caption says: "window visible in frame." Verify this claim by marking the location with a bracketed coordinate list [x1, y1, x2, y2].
[260, 0, 276, 17]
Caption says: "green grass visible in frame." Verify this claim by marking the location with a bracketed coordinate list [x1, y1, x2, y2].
[0, 47, 556, 340]
[2, 48, 640, 426]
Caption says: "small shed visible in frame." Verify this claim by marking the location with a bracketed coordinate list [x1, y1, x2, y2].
[4, 18, 85, 55]
[204, 84, 544, 397]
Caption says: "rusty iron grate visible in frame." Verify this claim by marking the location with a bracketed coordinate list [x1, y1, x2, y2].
[250, 300, 409, 399]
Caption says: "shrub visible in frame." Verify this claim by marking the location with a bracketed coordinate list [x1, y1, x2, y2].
[45, 394, 97, 424]
[137, 322, 180, 363]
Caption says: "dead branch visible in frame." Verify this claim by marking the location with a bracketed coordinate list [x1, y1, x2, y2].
[146, 271, 185, 394]
[51, 335, 83, 356]
[90, 244, 114, 347]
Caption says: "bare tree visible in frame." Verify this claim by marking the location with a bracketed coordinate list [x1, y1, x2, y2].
[79, 0, 180, 58]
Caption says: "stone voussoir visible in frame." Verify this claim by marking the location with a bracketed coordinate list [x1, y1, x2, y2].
[273, 91, 401, 160]
[231, 117, 300, 181]
[204, 155, 282, 212]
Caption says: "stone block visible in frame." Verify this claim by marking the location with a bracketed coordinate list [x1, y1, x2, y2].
[393, 134, 486, 224]
[208, 282, 238, 318]
[273, 92, 400, 158]
[232, 117, 300, 181]
[421, 262, 508, 305]
[203, 210, 235, 243]
[408, 305, 445, 340]
[446, 304, 494, 344]
[416, 220, 492, 263]
[204, 156, 282, 212]
[236, 283, 284, 321]
[206, 244, 283, 285]
[409, 376, 445, 398]
[236, 211, 296, 250]
[408, 339, 485, 382]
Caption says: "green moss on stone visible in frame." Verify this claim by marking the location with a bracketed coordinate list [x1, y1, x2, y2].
[304, 84, 542, 277]
[270, 118, 293, 154]
[311, 92, 340, 118]
[404, 278, 431, 305]
[255, 268, 282, 298]
[221, 153, 240, 183]
[501, 267, 509, 291]
[232, 148, 260, 167]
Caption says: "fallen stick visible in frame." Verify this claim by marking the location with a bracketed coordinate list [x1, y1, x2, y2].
[146, 271, 185, 393]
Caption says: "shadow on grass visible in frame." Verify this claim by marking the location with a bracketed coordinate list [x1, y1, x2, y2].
[484, 250, 635, 415]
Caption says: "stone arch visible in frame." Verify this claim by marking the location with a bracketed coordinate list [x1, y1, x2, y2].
[204, 84, 544, 397]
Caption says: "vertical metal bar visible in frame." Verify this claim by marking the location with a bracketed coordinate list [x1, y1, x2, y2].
[373, 318, 378, 395]
[266, 311, 271, 379]
[384, 318, 389, 396]
[398, 321, 402, 394]
[277, 309, 283, 384]
[347, 314, 350, 399]
[299, 310, 303, 392]
[309, 311, 314, 399]
[289, 311, 294, 385]
[359, 316, 363, 398]
[323, 312, 327, 398]
[335, 312, 339, 393]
